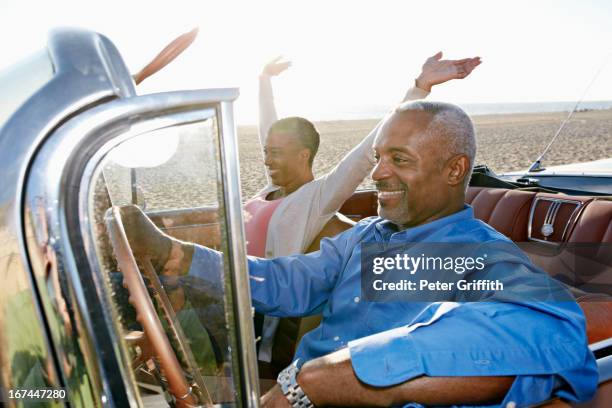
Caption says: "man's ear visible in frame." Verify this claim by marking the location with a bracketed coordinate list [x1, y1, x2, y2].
[299, 148, 311, 164]
[446, 154, 470, 187]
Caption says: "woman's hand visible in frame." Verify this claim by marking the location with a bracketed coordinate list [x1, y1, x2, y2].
[416, 51, 481, 92]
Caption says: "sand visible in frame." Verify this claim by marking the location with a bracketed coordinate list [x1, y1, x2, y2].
[103, 109, 612, 211]
[237, 109, 612, 199]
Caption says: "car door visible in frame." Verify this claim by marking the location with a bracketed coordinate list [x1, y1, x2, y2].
[23, 89, 260, 407]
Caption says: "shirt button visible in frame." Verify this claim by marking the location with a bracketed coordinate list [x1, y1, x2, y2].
[333, 336, 340, 341]
[354, 296, 360, 303]
[506, 402, 516, 408]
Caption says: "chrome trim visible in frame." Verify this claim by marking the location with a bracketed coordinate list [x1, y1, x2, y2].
[540, 200, 561, 237]
[590, 337, 612, 383]
[590, 337, 612, 352]
[24, 89, 240, 407]
[48, 28, 136, 98]
[2, 28, 136, 404]
[560, 203, 585, 242]
[527, 197, 584, 245]
[596, 354, 612, 384]
[217, 101, 261, 407]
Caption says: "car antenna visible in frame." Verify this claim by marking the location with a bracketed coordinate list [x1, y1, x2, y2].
[528, 53, 611, 172]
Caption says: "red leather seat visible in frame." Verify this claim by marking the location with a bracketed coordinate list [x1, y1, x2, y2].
[339, 190, 378, 221]
[465, 187, 535, 241]
[465, 187, 612, 344]
[567, 200, 612, 243]
[565, 200, 612, 344]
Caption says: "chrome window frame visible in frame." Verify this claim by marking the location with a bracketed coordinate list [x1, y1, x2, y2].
[24, 89, 261, 406]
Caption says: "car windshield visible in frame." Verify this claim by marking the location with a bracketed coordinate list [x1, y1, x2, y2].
[88, 117, 241, 406]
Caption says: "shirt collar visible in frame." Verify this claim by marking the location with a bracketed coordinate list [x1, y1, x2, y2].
[374, 205, 474, 242]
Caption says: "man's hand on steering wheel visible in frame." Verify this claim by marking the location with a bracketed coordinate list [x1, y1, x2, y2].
[120, 205, 194, 277]
[109, 206, 209, 406]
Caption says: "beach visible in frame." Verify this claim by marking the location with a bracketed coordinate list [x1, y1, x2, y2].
[105, 109, 612, 211]
[237, 109, 612, 199]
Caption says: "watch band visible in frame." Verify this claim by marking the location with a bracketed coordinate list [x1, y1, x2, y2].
[277, 359, 314, 408]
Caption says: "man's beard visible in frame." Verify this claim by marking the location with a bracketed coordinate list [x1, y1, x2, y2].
[375, 181, 410, 224]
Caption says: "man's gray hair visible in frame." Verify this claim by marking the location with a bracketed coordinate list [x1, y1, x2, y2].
[396, 100, 476, 191]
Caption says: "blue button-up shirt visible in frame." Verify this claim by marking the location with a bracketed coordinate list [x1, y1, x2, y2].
[189, 206, 597, 407]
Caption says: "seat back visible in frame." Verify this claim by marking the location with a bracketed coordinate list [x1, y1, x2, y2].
[565, 200, 612, 344]
[568, 199, 612, 243]
[465, 187, 535, 241]
[339, 190, 378, 221]
[147, 206, 221, 249]
[466, 187, 612, 344]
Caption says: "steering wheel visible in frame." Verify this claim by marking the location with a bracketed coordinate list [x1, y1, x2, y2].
[106, 206, 213, 407]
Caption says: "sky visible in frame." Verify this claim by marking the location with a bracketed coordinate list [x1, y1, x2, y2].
[2, 0, 612, 124]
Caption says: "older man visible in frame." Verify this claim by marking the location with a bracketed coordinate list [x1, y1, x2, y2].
[123, 101, 596, 407]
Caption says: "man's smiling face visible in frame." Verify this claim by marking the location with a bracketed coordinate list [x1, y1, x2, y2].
[372, 110, 453, 229]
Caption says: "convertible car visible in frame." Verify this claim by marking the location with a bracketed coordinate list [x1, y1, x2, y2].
[0, 29, 610, 407]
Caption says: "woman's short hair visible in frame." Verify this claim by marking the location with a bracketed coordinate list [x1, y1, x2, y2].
[268, 117, 320, 167]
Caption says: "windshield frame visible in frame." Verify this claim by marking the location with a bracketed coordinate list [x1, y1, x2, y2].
[23, 88, 259, 406]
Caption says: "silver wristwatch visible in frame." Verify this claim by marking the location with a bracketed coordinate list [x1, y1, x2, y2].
[277, 359, 314, 408]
